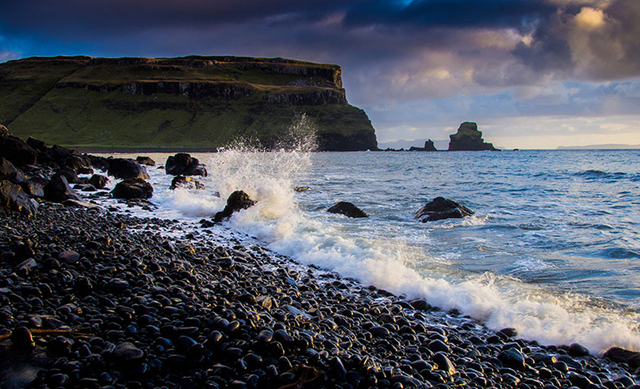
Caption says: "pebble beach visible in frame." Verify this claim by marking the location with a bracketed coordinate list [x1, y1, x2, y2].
[1, 201, 639, 388]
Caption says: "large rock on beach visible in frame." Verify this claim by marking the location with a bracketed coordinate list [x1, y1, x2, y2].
[88, 154, 110, 171]
[448, 122, 497, 151]
[0, 157, 26, 184]
[414, 197, 474, 222]
[0, 180, 38, 215]
[0, 136, 38, 167]
[43, 173, 79, 203]
[604, 347, 640, 373]
[214, 190, 256, 222]
[327, 201, 368, 218]
[107, 158, 150, 180]
[111, 177, 153, 199]
[89, 174, 109, 189]
[165, 153, 208, 177]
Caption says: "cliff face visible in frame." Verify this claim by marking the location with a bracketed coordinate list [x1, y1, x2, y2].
[448, 122, 497, 151]
[0, 56, 377, 151]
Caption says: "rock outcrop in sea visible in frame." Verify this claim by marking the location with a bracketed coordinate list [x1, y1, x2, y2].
[327, 201, 369, 218]
[448, 122, 497, 151]
[0, 56, 378, 151]
[414, 197, 475, 222]
[409, 139, 438, 152]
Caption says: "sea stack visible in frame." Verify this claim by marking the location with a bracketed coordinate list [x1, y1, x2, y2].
[448, 122, 497, 151]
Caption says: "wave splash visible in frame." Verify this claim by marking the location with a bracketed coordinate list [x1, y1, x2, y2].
[155, 135, 640, 356]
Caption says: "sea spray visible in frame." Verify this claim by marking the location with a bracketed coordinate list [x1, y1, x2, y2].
[113, 148, 640, 356]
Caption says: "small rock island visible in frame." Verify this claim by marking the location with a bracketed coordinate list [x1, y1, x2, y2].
[448, 122, 497, 151]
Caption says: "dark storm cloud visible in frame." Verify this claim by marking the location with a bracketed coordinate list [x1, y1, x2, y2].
[512, 0, 640, 80]
[0, 0, 552, 40]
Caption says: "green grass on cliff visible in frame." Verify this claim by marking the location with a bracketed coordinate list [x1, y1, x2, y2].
[8, 87, 372, 149]
[0, 56, 376, 150]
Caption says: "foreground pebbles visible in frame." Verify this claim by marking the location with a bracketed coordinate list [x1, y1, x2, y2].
[0, 203, 638, 388]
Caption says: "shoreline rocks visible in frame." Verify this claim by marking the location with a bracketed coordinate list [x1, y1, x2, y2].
[0, 203, 636, 389]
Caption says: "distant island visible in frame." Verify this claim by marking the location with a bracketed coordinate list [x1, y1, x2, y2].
[0, 56, 378, 151]
[381, 122, 498, 151]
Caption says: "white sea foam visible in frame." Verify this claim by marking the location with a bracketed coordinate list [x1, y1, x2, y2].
[132, 147, 640, 356]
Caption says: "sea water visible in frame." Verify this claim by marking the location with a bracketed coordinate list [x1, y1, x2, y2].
[103, 147, 640, 355]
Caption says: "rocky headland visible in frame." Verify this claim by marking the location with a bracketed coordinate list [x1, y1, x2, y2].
[448, 122, 497, 151]
[0, 56, 378, 151]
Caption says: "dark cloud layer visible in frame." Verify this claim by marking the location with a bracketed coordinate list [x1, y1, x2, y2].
[1, 0, 639, 146]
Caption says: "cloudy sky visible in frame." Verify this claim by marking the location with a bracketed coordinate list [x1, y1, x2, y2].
[1, 0, 639, 148]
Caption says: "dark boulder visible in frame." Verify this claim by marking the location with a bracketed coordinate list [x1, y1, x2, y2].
[214, 190, 256, 222]
[0, 136, 38, 167]
[327, 202, 368, 218]
[21, 176, 49, 198]
[448, 122, 497, 151]
[44, 173, 79, 203]
[57, 167, 79, 184]
[136, 156, 156, 166]
[88, 155, 110, 171]
[111, 178, 153, 199]
[604, 347, 640, 373]
[0, 180, 38, 216]
[165, 153, 208, 177]
[170, 176, 205, 190]
[107, 158, 150, 180]
[89, 174, 109, 189]
[0, 157, 26, 184]
[26, 137, 48, 153]
[414, 197, 474, 222]
[65, 155, 93, 174]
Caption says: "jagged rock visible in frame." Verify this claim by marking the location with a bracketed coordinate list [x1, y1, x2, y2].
[44, 173, 79, 203]
[165, 153, 208, 177]
[409, 139, 437, 152]
[0, 124, 10, 137]
[214, 190, 256, 222]
[107, 158, 150, 180]
[327, 202, 368, 218]
[89, 174, 109, 189]
[111, 178, 153, 199]
[414, 197, 474, 222]
[448, 122, 497, 151]
[21, 176, 48, 198]
[170, 176, 205, 190]
[136, 156, 156, 166]
[88, 155, 110, 171]
[0, 157, 26, 184]
[0, 180, 38, 216]
[57, 167, 79, 184]
[42, 144, 91, 172]
[26, 137, 47, 153]
[0, 136, 38, 167]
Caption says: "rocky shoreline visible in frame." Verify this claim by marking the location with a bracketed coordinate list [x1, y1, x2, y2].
[1, 203, 639, 388]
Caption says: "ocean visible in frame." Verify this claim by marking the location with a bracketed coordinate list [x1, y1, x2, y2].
[98, 147, 640, 356]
